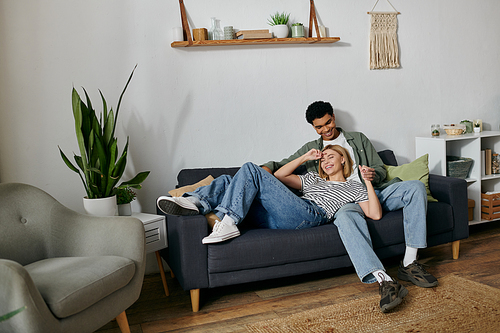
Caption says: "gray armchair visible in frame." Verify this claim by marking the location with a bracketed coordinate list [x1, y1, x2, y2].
[0, 183, 146, 333]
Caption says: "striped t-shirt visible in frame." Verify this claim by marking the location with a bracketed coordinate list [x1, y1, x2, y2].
[298, 172, 369, 220]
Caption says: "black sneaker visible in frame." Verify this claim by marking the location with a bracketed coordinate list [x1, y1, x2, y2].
[379, 279, 408, 313]
[397, 260, 439, 288]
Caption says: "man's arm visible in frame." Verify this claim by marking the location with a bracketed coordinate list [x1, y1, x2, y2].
[261, 138, 322, 174]
[357, 132, 387, 186]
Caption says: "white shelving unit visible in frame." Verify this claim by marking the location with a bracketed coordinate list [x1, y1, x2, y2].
[416, 131, 500, 225]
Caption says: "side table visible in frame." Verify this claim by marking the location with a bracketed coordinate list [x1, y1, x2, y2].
[132, 212, 169, 296]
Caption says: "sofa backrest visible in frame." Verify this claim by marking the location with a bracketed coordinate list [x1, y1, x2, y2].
[177, 150, 397, 187]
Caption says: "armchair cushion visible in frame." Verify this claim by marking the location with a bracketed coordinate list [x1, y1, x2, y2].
[24, 256, 135, 319]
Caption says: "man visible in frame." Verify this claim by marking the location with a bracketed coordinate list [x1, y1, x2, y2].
[262, 101, 438, 313]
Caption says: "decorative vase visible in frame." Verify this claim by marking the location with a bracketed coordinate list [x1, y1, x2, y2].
[291, 25, 304, 38]
[118, 203, 132, 216]
[272, 25, 289, 38]
[83, 196, 118, 216]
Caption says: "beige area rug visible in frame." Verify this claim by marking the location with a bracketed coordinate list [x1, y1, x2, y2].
[246, 274, 500, 333]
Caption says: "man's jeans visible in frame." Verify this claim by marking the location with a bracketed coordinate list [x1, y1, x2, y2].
[186, 162, 329, 229]
[333, 180, 428, 284]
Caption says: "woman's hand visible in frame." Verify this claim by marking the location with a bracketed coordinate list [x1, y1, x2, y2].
[275, 149, 322, 190]
[304, 149, 323, 161]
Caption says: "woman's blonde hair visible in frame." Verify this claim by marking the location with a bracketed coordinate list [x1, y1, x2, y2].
[318, 145, 353, 180]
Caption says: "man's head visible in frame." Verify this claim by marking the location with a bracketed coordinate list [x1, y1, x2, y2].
[306, 101, 339, 141]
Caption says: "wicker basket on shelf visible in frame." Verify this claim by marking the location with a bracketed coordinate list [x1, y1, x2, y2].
[443, 124, 466, 135]
[446, 156, 473, 179]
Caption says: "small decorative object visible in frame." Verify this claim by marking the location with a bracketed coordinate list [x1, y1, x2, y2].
[209, 17, 223, 40]
[474, 124, 481, 133]
[291, 23, 304, 38]
[268, 12, 290, 38]
[193, 28, 208, 41]
[474, 119, 483, 132]
[368, 0, 400, 70]
[443, 124, 466, 135]
[431, 124, 440, 136]
[116, 187, 136, 216]
[59, 66, 150, 216]
[172, 27, 184, 41]
[492, 153, 500, 174]
[460, 120, 473, 133]
[224, 26, 234, 40]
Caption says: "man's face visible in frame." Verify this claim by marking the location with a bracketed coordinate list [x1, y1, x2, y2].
[312, 114, 338, 141]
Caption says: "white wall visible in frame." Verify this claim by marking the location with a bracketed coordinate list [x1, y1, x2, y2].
[1, 0, 500, 271]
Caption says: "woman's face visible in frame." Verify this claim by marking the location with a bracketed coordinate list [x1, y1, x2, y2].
[320, 149, 345, 177]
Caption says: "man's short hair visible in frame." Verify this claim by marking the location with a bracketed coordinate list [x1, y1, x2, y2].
[305, 101, 334, 124]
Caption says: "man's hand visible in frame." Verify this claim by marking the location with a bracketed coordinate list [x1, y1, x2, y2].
[359, 165, 376, 182]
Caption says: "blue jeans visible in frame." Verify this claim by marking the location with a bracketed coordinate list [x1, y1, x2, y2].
[185, 162, 329, 229]
[333, 180, 428, 284]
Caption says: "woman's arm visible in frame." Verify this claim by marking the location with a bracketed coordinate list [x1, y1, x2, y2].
[358, 165, 383, 220]
[275, 149, 322, 190]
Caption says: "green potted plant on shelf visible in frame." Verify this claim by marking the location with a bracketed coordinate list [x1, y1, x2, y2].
[59, 65, 150, 216]
[291, 22, 304, 38]
[268, 12, 290, 38]
[116, 187, 137, 216]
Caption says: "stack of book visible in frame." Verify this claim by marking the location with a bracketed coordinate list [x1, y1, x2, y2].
[236, 29, 273, 39]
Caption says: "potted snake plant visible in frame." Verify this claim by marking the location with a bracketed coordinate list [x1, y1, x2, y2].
[59, 65, 150, 216]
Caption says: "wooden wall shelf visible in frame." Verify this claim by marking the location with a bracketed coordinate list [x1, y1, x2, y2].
[171, 37, 340, 48]
[173, 0, 340, 49]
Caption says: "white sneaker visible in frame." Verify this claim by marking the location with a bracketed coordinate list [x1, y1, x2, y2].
[157, 196, 199, 216]
[202, 221, 240, 244]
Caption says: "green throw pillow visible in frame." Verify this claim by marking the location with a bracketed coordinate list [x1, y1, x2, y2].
[384, 154, 438, 202]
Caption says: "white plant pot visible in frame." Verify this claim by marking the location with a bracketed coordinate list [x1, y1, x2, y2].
[272, 25, 289, 38]
[83, 195, 118, 216]
[118, 203, 132, 216]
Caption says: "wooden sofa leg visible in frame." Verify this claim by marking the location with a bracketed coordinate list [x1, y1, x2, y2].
[115, 311, 131, 333]
[452, 240, 460, 259]
[190, 289, 200, 312]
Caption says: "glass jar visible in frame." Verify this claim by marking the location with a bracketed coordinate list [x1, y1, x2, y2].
[209, 17, 223, 40]
[492, 154, 500, 174]
[431, 124, 440, 136]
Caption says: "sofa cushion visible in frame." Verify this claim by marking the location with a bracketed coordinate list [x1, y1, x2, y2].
[385, 154, 438, 202]
[168, 175, 219, 228]
[207, 225, 347, 274]
[24, 256, 135, 318]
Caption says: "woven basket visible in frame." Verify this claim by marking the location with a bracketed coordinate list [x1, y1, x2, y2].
[446, 156, 473, 179]
[445, 128, 465, 135]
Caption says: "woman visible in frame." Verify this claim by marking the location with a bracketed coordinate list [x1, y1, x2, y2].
[157, 145, 381, 244]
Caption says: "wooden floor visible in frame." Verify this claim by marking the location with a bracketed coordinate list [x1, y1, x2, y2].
[97, 221, 500, 333]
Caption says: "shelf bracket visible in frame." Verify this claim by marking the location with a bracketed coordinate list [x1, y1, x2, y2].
[178, 0, 193, 45]
[308, 0, 322, 42]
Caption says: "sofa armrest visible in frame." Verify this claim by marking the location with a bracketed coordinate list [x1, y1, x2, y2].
[158, 212, 210, 291]
[0, 259, 59, 332]
[428, 174, 469, 241]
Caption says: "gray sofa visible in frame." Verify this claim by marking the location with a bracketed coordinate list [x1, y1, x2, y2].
[158, 150, 469, 312]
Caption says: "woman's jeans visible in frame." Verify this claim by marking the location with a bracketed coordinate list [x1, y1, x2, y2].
[333, 180, 428, 284]
[185, 162, 329, 230]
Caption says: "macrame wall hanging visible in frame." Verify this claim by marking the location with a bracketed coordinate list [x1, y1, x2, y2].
[368, 0, 400, 70]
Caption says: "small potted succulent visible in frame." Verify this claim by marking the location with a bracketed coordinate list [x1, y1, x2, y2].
[291, 22, 304, 38]
[474, 121, 481, 134]
[116, 187, 137, 216]
[268, 12, 290, 38]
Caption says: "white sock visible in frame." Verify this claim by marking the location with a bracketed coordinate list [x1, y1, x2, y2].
[403, 246, 418, 267]
[221, 215, 236, 226]
[374, 270, 393, 284]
